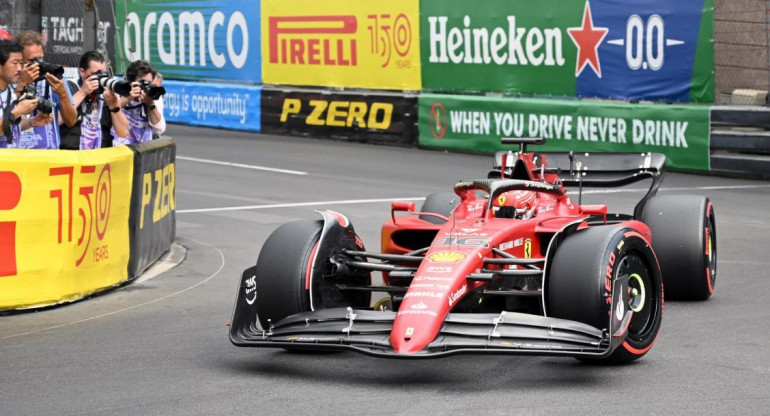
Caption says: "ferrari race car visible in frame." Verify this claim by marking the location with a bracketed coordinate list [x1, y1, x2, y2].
[230, 138, 717, 363]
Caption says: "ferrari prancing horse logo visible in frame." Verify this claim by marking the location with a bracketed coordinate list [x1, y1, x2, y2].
[524, 239, 532, 259]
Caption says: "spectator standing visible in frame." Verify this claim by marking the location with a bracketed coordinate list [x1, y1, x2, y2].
[0, 40, 53, 148]
[13, 30, 76, 149]
[117, 60, 165, 146]
[60, 51, 129, 150]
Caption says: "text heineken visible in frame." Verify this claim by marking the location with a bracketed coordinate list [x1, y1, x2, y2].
[428, 16, 566, 66]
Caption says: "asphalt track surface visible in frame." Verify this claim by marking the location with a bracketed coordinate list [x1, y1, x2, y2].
[2, 125, 770, 415]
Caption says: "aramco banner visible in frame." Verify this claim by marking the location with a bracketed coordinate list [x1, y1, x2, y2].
[114, 0, 261, 83]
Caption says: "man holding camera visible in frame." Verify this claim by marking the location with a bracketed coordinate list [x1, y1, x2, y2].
[116, 60, 166, 146]
[0, 40, 54, 148]
[60, 51, 129, 150]
[13, 31, 76, 149]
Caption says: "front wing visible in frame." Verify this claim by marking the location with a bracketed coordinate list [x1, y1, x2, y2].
[231, 265, 634, 359]
[230, 309, 634, 359]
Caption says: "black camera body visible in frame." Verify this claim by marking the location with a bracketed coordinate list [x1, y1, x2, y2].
[138, 80, 165, 101]
[20, 84, 55, 115]
[2, 84, 55, 142]
[93, 70, 132, 97]
[28, 57, 64, 82]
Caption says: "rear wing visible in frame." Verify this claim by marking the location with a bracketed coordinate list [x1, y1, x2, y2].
[490, 150, 666, 219]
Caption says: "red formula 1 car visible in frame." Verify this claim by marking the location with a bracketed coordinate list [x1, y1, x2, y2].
[230, 138, 717, 363]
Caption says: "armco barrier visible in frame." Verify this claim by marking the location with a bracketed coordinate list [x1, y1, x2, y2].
[709, 106, 770, 177]
[262, 87, 418, 146]
[0, 140, 177, 311]
[128, 139, 176, 279]
[0, 147, 134, 310]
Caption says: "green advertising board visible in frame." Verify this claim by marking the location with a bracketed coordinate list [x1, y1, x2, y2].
[419, 93, 711, 171]
[420, 0, 715, 103]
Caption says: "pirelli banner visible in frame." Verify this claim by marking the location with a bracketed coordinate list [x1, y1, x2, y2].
[262, 0, 421, 90]
[0, 148, 134, 309]
[262, 88, 417, 146]
[419, 94, 711, 171]
[128, 139, 176, 279]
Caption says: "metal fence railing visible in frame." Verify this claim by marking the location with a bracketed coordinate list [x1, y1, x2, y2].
[0, 0, 38, 37]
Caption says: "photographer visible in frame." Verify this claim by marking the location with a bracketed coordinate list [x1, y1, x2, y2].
[14, 31, 76, 149]
[60, 51, 129, 150]
[0, 40, 53, 148]
[116, 60, 165, 146]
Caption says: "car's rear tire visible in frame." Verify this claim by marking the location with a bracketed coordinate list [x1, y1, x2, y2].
[547, 226, 663, 364]
[640, 195, 716, 300]
[419, 192, 458, 224]
[254, 219, 322, 330]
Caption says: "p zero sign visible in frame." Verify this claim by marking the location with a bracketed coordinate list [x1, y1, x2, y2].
[115, 0, 261, 83]
[262, 0, 421, 90]
[261, 88, 417, 146]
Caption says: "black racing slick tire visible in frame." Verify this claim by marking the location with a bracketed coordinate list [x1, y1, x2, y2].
[254, 219, 322, 330]
[640, 195, 716, 300]
[419, 192, 458, 224]
[547, 226, 664, 364]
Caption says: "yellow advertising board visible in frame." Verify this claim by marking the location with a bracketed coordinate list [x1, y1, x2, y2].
[262, 0, 421, 90]
[0, 147, 134, 309]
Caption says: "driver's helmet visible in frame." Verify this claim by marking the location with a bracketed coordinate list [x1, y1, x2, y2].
[496, 190, 536, 210]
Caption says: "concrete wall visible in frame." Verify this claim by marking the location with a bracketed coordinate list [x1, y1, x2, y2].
[714, 0, 770, 100]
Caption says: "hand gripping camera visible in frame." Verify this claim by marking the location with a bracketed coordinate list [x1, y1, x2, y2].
[2, 85, 55, 142]
[138, 80, 166, 101]
[92, 70, 133, 97]
[18, 84, 55, 115]
[27, 57, 64, 82]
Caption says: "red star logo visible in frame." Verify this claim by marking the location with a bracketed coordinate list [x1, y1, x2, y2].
[568, 2, 608, 78]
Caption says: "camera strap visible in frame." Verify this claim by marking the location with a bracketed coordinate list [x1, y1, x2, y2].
[2, 87, 19, 142]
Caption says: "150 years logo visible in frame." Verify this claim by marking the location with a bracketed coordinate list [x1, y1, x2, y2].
[49, 164, 113, 267]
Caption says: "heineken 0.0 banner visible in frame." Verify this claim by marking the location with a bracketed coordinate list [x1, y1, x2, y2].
[419, 94, 711, 171]
[115, 0, 261, 83]
[421, 0, 714, 103]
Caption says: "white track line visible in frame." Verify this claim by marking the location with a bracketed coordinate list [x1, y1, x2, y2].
[0, 238, 225, 341]
[177, 155, 307, 176]
[177, 197, 426, 214]
[177, 183, 770, 214]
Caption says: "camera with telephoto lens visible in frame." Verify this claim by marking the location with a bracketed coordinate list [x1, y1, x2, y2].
[19, 84, 54, 115]
[92, 70, 132, 97]
[138, 80, 165, 101]
[27, 57, 64, 81]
